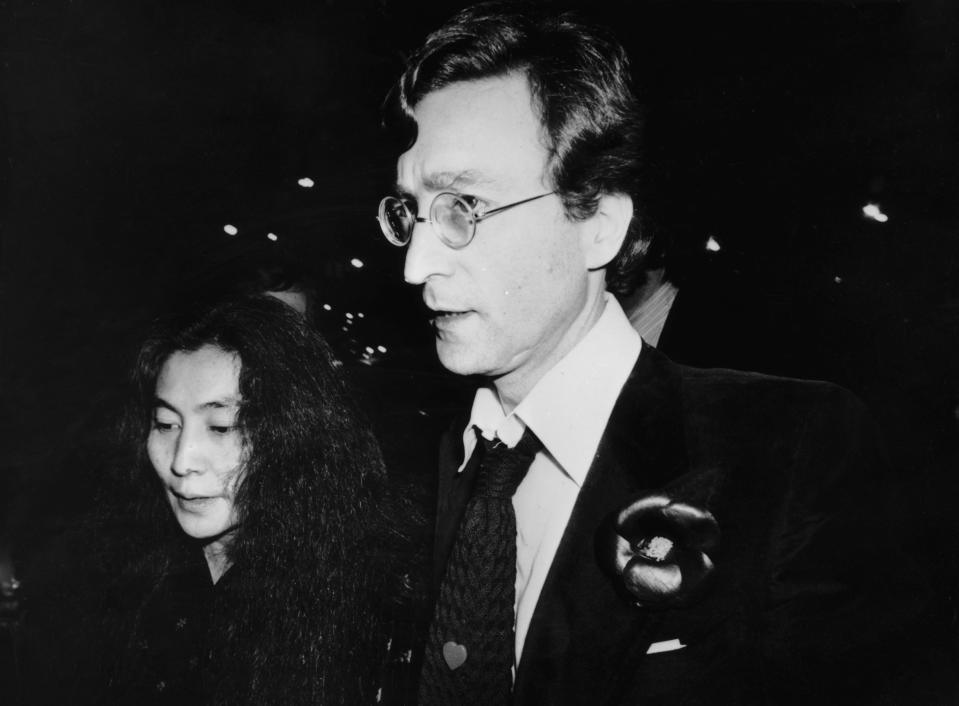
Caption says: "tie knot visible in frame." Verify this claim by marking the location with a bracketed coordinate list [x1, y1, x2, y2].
[474, 428, 541, 498]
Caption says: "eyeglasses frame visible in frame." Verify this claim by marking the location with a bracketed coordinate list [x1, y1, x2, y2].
[377, 190, 556, 249]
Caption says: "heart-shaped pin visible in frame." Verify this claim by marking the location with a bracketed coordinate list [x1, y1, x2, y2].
[442, 641, 468, 670]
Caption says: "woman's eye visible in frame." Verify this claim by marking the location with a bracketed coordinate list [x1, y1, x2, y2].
[152, 420, 178, 432]
[209, 425, 234, 435]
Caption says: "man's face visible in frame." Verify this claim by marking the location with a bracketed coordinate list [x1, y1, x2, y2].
[396, 74, 599, 399]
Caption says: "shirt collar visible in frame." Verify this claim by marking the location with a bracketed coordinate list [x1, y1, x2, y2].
[460, 295, 642, 485]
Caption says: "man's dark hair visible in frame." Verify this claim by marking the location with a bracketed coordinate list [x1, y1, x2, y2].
[386, 1, 648, 295]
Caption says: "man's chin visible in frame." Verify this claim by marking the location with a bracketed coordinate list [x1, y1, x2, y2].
[435, 340, 488, 377]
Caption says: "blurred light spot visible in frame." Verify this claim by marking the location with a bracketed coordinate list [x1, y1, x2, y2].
[341, 326, 348, 332]
[834, 276, 843, 284]
[345, 312, 354, 320]
[266, 232, 278, 242]
[297, 177, 315, 188]
[350, 258, 364, 268]
[365, 346, 375, 354]
[322, 304, 332, 312]
[223, 224, 238, 236]
[357, 312, 365, 318]
[862, 203, 888, 223]
[705, 236, 721, 252]
[376, 345, 387, 354]
[418, 409, 428, 416]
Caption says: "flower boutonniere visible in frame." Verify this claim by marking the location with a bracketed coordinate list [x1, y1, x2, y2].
[595, 494, 720, 608]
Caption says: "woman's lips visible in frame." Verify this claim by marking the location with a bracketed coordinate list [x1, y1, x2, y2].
[170, 489, 218, 510]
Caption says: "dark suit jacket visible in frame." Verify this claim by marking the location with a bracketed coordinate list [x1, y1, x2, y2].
[432, 345, 921, 705]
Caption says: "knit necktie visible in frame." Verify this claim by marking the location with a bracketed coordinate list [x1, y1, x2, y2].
[418, 428, 541, 706]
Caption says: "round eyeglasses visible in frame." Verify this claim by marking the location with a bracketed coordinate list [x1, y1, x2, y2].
[376, 191, 555, 249]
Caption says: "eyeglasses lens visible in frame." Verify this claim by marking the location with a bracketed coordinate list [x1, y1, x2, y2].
[381, 198, 413, 245]
[431, 193, 475, 247]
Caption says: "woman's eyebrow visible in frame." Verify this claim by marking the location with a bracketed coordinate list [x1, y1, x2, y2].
[151, 397, 240, 413]
[198, 398, 240, 412]
[152, 396, 179, 414]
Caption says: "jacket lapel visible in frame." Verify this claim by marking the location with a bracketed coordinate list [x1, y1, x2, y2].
[513, 345, 692, 705]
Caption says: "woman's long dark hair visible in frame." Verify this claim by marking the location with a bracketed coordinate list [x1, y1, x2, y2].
[96, 296, 391, 704]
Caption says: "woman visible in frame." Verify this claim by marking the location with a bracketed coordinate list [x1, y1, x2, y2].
[25, 296, 397, 705]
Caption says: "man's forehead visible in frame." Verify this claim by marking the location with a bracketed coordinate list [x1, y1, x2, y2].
[395, 74, 550, 195]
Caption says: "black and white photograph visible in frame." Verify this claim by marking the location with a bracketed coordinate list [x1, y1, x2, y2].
[2, 0, 957, 703]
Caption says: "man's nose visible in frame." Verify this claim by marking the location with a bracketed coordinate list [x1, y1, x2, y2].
[403, 221, 454, 285]
[171, 428, 203, 477]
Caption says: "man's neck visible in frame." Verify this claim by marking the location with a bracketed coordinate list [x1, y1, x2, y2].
[493, 291, 608, 414]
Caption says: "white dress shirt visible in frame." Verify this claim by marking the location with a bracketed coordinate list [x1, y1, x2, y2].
[459, 295, 642, 666]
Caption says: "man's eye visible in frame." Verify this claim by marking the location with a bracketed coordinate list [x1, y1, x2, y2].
[152, 420, 178, 432]
[458, 194, 483, 211]
[391, 197, 417, 219]
[209, 426, 235, 435]
[450, 194, 489, 221]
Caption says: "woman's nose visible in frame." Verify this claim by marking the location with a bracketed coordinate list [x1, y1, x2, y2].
[170, 428, 203, 476]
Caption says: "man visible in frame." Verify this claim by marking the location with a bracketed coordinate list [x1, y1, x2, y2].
[377, 4, 919, 704]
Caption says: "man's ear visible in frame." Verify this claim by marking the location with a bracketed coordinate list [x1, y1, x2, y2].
[583, 192, 633, 270]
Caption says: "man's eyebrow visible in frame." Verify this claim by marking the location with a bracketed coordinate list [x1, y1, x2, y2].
[425, 170, 495, 192]
[393, 183, 415, 200]
[395, 170, 495, 197]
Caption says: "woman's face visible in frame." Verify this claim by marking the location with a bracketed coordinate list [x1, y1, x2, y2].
[147, 345, 245, 544]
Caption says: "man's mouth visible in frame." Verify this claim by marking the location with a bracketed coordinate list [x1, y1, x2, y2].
[423, 293, 475, 326]
[430, 309, 475, 330]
